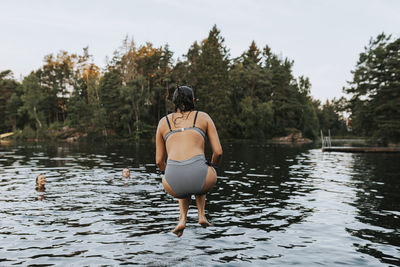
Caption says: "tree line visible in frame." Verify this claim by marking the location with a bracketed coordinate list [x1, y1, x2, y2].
[1, 25, 352, 141]
[344, 33, 400, 143]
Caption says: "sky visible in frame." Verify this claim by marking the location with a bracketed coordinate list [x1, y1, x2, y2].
[1, 0, 400, 102]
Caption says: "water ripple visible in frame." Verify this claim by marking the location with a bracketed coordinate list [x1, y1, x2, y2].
[0, 142, 399, 265]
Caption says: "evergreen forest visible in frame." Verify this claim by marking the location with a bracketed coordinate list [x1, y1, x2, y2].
[344, 33, 400, 143]
[3, 26, 396, 142]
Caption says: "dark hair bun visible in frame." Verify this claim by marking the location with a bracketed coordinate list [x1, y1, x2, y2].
[172, 86, 195, 112]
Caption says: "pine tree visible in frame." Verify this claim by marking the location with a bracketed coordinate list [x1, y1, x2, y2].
[0, 70, 20, 132]
[264, 46, 302, 136]
[344, 33, 400, 142]
[196, 25, 232, 136]
[21, 72, 45, 134]
[230, 41, 274, 138]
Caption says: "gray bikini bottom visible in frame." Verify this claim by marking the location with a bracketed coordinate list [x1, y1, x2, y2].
[165, 154, 208, 198]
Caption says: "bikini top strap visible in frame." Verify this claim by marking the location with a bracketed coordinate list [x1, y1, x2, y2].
[165, 115, 172, 131]
[193, 111, 199, 127]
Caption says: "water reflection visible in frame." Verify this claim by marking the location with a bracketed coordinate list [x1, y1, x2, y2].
[212, 141, 315, 235]
[347, 153, 400, 266]
[0, 141, 399, 265]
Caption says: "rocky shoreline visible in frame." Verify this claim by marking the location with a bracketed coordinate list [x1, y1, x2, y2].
[271, 129, 313, 144]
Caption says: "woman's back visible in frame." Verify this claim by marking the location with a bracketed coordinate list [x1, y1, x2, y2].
[155, 86, 222, 177]
[162, 111, 207, 161]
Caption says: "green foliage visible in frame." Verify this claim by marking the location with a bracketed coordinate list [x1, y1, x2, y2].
[6, 91, 23, 130]
[344, 33, 400, 142]
[98, 69, 122, 133]
[316, 98, 347, 136]
[234, 97, 274, 138]
[66, 94, 92, 130]
[21, 72, 46, 130]
[0, 70, 21, 132]
[301, 101, 320, 139]
[194, 25, 232, 137]
[20, 125, 36, 139]
[1, 25, 351, 142]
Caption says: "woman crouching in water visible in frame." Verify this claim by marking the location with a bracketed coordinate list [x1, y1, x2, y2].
[155, 86, 222, 237]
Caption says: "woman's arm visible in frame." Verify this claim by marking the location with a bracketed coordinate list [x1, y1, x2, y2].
[155, 120, 167, 171]
[205, 114, 223, 166]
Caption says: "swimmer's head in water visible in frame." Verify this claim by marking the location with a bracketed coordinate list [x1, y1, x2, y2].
[36, 174, 46, 190]
[122, 168, 130, 178]
[172, 86, 194, 112]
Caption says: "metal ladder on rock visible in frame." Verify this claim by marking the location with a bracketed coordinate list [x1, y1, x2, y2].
[320, 130, 332, 148]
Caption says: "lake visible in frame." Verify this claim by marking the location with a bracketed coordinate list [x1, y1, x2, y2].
[0, 140, 399, 266]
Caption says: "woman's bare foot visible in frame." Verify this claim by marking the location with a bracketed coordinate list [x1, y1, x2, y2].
[172, 216, 186, 237]
[172, 197, 191, 237]
[198, 216, 211, 227]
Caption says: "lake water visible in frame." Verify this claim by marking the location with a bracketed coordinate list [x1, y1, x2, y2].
[0, 140, 399, 266]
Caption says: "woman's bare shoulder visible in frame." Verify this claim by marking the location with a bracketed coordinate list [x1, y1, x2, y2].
[157, 114, 170, 129]
[198, 111, 215, 125]
[197, 111, 211, 120]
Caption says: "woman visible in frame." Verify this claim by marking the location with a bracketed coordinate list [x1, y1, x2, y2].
[36, 173, 46, 192]
[155, 86, 222, 237]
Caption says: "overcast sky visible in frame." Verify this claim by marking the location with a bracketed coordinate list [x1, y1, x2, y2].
[1, 0, 399, 101]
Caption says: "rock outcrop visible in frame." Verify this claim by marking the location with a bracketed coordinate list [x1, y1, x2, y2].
[272, 129, 313, 144]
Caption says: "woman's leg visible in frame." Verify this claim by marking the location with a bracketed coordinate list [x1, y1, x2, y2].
[195, 194, 211, 227]
[195, 166, 217, 227]
[163, 176, 190, 236]
[173, 196, 191, 237]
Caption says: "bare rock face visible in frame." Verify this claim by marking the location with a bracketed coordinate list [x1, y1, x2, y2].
[272, 128, 313, 144]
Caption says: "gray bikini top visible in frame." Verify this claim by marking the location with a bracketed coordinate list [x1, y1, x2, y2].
[164, 111, 206, 142]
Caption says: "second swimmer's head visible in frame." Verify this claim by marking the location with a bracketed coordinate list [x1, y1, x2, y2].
[122, 168, 130, 178]
[172, 86, 194, 112]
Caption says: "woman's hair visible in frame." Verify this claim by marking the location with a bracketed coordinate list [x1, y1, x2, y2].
[172, 86, 195, 112]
